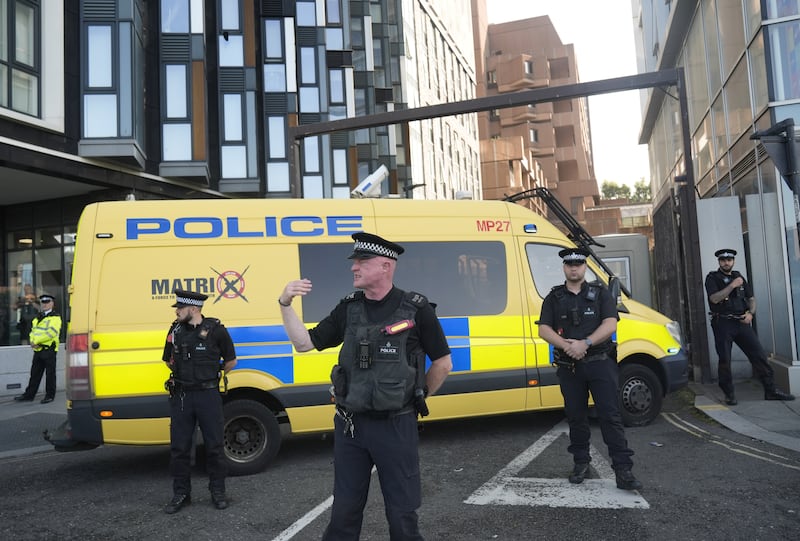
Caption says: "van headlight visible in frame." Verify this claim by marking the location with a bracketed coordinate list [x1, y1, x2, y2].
[666, 321, 682, 349]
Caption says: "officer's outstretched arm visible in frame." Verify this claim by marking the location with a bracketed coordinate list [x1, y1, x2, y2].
[425, 354, 452, 396]
[279, 279, 315, 352]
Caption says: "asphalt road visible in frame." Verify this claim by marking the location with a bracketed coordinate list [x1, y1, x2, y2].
[1, 390, 799, 540]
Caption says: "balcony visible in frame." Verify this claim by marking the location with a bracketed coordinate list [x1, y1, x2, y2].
[531, 146, 555, 157]
[498, 73, 550, 93]
[500, 104, 553, 127]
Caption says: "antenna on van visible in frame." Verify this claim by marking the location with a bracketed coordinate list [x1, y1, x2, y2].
[351, 165, 389, 198]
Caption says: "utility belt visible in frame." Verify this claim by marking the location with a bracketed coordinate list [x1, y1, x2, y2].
[710, 312, 745, 321]
[350, 406, 415, 419]
[334, 404, 416, 439]
[174, 380, 219, 391]
[552, 348, 610, 367]
[33, 342, 57, 352]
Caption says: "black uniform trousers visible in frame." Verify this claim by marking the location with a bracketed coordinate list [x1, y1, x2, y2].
[168, 387, 227, 496]
[23, 348, 56, 399]
[711, 317, 775, 396]
[557, 354, 634, 470]
[323, 411, 422, 541]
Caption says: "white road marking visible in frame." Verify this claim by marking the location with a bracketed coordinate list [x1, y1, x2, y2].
[662, 412, 800, 472]
[270, 466, 377, 541]
[271, 495, 333, 541]
[465, 420, 649, 509]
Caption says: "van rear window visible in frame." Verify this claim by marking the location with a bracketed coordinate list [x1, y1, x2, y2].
[299, 241, 507, 322]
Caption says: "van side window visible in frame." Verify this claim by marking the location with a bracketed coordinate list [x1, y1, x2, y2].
[299, 241, 507, 322]
[526, 243, 597, 298]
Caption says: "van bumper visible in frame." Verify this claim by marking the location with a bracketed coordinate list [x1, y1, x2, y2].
[661, 348, 690, 393]
[43, 400, 102, 452]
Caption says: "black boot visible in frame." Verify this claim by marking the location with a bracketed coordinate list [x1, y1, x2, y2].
[211, 492, 228, 510]
[724, 393, 737, 406]
[568, 463, 589, 484]
[164, 493, 191, 514]
[765, 388, 796, 401]
[615, 468, 643, 490]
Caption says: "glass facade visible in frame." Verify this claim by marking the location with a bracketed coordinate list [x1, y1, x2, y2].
[636, 0, 800, 361]
[2, 200, 78, 345]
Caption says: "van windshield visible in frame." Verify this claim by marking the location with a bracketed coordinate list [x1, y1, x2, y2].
[525, 243, 598, 298]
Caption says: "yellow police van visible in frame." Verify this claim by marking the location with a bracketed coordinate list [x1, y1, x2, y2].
[47, 197, 687, 475]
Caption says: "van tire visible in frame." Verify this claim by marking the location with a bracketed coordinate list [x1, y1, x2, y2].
[618, 364, 662, 427]
[223, 399, 281, 476]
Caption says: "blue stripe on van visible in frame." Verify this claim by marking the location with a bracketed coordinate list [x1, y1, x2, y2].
[440, 317, 471, 372]
[227, 317, 473, 382]
[234, 343, 293, 357]
[228, 325, 289, 343]
[234, 356, 294, 383]
[439, 317, 469, 336]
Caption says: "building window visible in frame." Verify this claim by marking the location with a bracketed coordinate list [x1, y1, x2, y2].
[161, 0, 189, 32]
[524, 60, 533, 74]
[297, 1, 316, 26]
[264, 19, 282, 58]
[0, 0, 40, 116]
[487, 70, 496, 86]
[530, 128, 538, 143]
[326, 0, 341, 24]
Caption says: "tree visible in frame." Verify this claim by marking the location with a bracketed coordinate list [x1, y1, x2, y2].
[631, 178, 652, 203]
[600, 180, 630, 200]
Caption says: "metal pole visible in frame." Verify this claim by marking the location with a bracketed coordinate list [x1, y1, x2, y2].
[676, 68, 712, 383]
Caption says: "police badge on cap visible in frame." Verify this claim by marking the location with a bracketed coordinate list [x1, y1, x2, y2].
[715, 248, 737, 259]
[347, 232, 405, 260]
[172, 289, 208, 308]
[558, 247, 589, 263]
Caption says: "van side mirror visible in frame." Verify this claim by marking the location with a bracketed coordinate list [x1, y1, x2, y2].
[608, 277, 629, 313]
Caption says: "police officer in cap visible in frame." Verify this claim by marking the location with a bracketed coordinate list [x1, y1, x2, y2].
[705, 248, 794, 405]
[14, 294, 62, 404]
[279, 232, 452, 540]
[162, 289, 237, 514]
[537, 248, 642, 491]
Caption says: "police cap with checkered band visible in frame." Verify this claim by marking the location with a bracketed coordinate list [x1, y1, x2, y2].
[347, 232, 405, 260]
[172, 289, 208, 308]
[558, 247, 590, 263]
[715, 248, 737, 259]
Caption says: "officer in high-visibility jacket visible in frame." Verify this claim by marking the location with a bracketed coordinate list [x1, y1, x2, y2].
[15, 294, 62, 404]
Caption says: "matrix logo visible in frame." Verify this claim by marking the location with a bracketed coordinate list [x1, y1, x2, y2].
[151, 265, 250, 304]
[212, 265, 249, 303]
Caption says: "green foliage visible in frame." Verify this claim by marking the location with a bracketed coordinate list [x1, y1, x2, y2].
[600, 180, 630, 200]
[600, 178, 652, 203]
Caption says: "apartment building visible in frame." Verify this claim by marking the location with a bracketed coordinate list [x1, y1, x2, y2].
[472, 2, 597, 221]
[0, 0, 479, 347]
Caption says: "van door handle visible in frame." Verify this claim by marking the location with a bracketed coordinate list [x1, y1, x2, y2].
[91, 341, 100, 350]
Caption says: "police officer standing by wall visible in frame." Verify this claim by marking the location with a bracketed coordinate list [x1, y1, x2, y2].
[161, 289, 237, 514]
[537, 248, 642, 491]
[14, 294, 62, 404]
[279, 232, 452, 541]
[705, 248, 794, 405]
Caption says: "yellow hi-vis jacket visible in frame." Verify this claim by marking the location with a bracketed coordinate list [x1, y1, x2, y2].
[30, 312, 62, 352]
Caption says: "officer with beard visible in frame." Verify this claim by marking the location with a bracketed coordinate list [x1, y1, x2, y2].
[537, 248, 642, 491]
[161, 289, 237, 514]
[705, 248, 794, 405]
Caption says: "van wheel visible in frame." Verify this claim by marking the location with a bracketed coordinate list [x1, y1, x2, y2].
[618, 364, 662, 427]
[223, 399, 281, 476]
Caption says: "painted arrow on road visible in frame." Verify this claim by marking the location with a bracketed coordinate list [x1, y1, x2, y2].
[464, 420, 649, 509]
